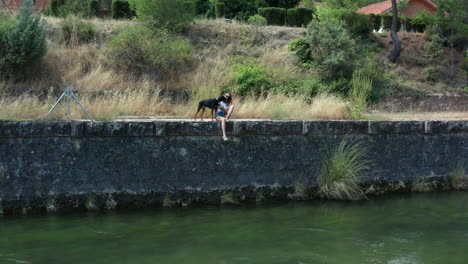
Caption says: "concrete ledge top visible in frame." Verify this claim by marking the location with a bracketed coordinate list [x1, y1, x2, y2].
[0, 120, 467, 138]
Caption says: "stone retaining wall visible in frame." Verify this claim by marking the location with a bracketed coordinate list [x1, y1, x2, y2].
[1, 120, 467, 215]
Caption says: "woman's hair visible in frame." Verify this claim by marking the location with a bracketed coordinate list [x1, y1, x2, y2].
[225, 92, 232, 105]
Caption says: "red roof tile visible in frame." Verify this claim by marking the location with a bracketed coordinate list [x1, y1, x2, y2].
[356, 0, 397, 15]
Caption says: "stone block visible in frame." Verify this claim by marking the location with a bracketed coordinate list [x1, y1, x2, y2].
[85, 122, 126, 137]
[0, 122, 19, 137]
[155, 121, 167, 137]
[71, 122, 85, 137]
[303, 121, 368, 135]
[234, 120, 302, 136]
[16, 122, 71, 137]
[369, 121, 424, 134]
[165, 121, 233, 136]
[126, 122, 155, 137]
[447, 121, 468, 133]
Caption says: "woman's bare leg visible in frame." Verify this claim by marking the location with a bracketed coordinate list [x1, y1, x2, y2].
[217, 116, 228, 140]
[226, 105, 234, 120]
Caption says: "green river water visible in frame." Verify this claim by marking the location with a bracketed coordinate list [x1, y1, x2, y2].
[1, 192, 467, 264]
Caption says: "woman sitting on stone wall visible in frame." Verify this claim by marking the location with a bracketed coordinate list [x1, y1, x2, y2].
[216, 92, 234, 141]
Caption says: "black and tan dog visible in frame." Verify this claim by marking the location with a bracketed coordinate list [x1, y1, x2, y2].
[194, 94, 228, 120]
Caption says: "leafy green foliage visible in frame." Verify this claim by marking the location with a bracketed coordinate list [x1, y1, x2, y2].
[265, 0, 300, 8]
[112, 0, 133, 19]
[61, 16, 96, 45]
[410, 10, 433, 32]
[318, 140, 369, 201]
[286, 8, 314, 27]
[1, 6, 46, 79]
[348, 71, 372, 119]
[422, 66, 441, 83]
[424, 34, 444, 62]
[248, 14, 267, 26]
[133, 0, 195, 32]
[274, 78, 323, 96]
[107, 25, 192, 78]
[50, 0, 64, 17]
[382, 14, 392, 31]
[369, 14, 381, 32]
[340, 12, 372, 37]
[215, 2, 225, 18]
[258, 7, 286, 25]
[304, 19, 357, 81]
[288, 37, 311, 64]
[194, 0, 211, 15]
[233, 62, 271, 95]
[87, 0, 100, 17]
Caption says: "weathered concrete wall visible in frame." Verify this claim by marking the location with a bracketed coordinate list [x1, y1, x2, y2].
[0, 120, 467, 214]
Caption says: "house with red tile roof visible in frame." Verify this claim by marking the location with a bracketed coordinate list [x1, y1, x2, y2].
[356, 0, 437, 18]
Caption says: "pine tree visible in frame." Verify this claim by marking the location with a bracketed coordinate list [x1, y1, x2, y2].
[4, 3, 46, 78]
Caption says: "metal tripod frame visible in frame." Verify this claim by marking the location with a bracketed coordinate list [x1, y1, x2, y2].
[46, 83, 94, 121]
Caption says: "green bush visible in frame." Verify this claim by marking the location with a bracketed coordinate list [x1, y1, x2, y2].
[61, 16, 96, 45]
[382, 15, 392, 31]
[424, 34, 444, 62]
[304, 19, 358, 81]
[107, 24, 192, 77]
[274, 78, 322, 96]
[233, 62, 271, 95]
[422, 66, 440, 83]
[1, 6, 46, 79]
[49, 0, 64, 16]
[0, 13, 16, 75]
[411, 10, 433, 33]
[112, 0, 132, 19]
[341, 12, 372, 37]
[87, 0, 99, 17]
[133, 0, 195, 32]
[402, 17, 412, 32]
[215, 2, 225, 18]
[286, 8, 313, 27]
[265, 0, 300, 9]
[369, 14, 381, 32]
[248, 14, 267, 26]
[288, 37, 311, 63]
[258, 7, 286, 25]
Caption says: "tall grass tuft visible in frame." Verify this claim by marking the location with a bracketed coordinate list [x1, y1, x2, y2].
[450, 163, 467, 189]
[318, 140, 370, 200]
[348, 71, 372, 119]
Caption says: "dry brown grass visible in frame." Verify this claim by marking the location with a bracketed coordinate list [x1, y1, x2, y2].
[0, 92, 349, 121]
[0, 89, 173, 121]
[234, 93, 347, 120]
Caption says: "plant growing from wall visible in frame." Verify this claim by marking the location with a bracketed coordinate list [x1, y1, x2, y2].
[450, 162, 467, 189]
[318, 140, 369, 200]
